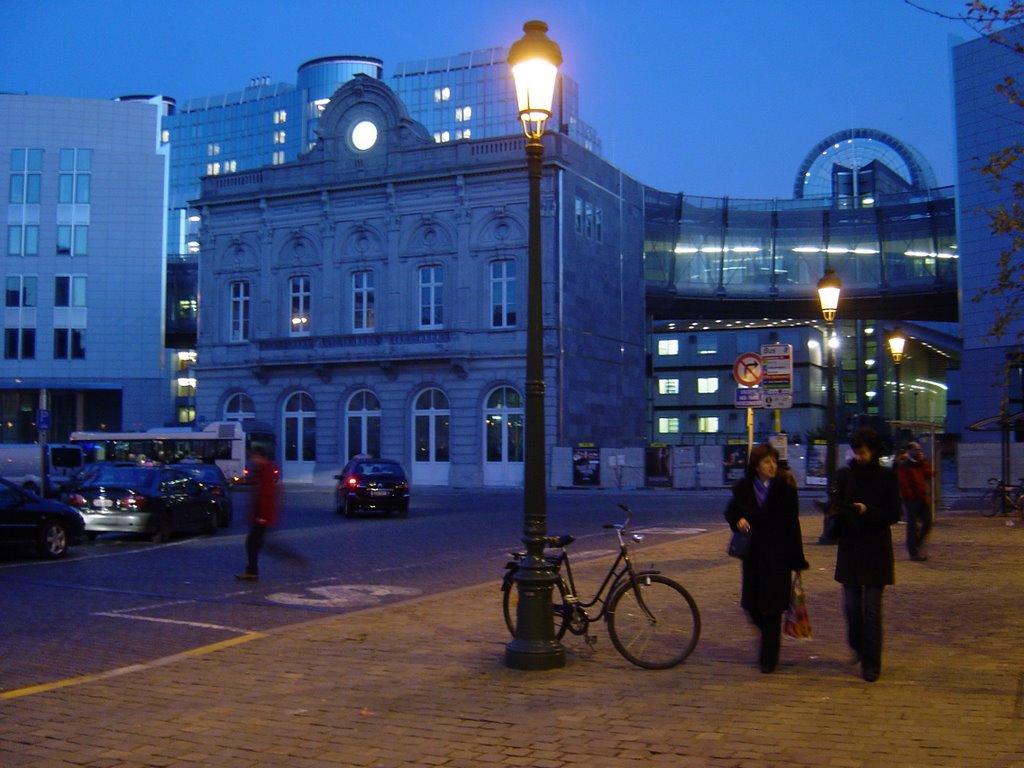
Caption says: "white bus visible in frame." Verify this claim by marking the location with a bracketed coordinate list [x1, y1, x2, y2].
[69, 421, 275, 485]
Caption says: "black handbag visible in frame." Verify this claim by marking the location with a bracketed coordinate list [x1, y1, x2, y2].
[727, 529, 751, 559]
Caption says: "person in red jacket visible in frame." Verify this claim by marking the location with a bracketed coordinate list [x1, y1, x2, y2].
[895, 442, 934, 562]
[236, 446, 302, 580]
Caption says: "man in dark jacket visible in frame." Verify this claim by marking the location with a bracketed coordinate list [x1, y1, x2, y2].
[833, 427, 902, 682]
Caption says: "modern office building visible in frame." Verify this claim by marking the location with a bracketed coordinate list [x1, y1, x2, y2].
[193, 76, 643, 486]
[0, 94, 170, 440]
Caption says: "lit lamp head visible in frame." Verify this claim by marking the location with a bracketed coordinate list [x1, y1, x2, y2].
[508, 20, 562, 140]
[888, 327, 906, 364]
[817, 268, 842, 323]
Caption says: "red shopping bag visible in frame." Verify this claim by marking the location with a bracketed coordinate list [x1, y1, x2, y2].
[783, 573, 812, 640]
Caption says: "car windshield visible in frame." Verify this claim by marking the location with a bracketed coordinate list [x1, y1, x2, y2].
[173, 465, 220, 483]
[85, 467, 156, 489]
[357, 463, 402, 478]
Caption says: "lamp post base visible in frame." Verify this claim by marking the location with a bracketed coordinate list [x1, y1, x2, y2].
[505, 640, 566, 670]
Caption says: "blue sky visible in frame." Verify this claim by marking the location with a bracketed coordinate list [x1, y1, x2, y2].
[1, 0, 975, 198]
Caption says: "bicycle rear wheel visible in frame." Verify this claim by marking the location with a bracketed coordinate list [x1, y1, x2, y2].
[607, 574, 700, 669]
[502, 572, 570, 640]
[980, 489, 997, 517]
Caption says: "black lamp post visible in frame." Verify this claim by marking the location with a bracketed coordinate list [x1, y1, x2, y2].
[505, 20, 565, 671]
[888, 327, 906, 428]
[817, 268, 841, 544]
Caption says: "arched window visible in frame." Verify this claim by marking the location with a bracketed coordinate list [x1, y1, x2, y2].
[224, 393, 255, 421]
[346, 389, 381, 459]
[484, 386, 523, 463]
[413, 388, 450, 463]
[283, 391, 316, 462]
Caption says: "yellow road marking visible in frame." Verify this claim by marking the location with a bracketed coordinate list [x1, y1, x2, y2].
[0, 632, 266, 700]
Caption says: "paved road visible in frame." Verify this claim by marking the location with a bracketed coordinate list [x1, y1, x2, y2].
[1, 489, 1021, 766]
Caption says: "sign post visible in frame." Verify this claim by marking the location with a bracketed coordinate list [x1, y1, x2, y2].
[733, 353, 764, 455]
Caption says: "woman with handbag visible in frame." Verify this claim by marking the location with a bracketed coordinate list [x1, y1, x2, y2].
[832, 426, 902, 682]
[725, 442, 810, 673]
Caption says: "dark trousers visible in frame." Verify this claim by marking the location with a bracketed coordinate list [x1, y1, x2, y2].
[244, 524, 266, 575]
[904, 499, 932, 558]
[749, 610, 782, 671]
[843, 585, 884, 677]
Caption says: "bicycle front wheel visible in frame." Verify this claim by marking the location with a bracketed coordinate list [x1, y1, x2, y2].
[502, 572, 570, 640]
[607, 574, 700, 669]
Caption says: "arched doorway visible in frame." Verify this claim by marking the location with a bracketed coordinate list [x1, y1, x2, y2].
[346, 389, 381, 459]
[483, 386, 523, 486]
[282, 391, 316, 482]
[412, 387, 450, 485]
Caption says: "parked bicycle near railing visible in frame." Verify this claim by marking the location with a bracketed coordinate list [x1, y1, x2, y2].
[501, 504, 701, 669]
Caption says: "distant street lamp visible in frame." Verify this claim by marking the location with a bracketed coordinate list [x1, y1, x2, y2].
[817, 268, 842, 544]
[888, 327, 906, 427]
[505, 20, 565, 671]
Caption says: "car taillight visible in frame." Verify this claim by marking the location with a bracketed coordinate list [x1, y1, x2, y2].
[67, 493, 86, 507]
[122, 494, 145, 509]
[347, 476, 359, 488]
[211, 486, 224, 496]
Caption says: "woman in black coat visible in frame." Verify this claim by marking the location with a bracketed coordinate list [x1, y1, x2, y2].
[831, 426, 901, 682]
[725, 443, 809, 673]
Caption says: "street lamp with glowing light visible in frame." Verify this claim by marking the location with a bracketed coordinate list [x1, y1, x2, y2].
[888, 327, 906, 425]
[505, 20, 565, 671]
[817, 268, 842, 544]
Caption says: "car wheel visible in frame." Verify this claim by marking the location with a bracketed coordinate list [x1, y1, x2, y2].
[38, 522, 70, 558]
[341, 498, 352, 518]
[151, 514, 173, 543]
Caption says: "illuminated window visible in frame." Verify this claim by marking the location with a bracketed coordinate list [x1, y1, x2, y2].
[433, 87, 451, 102]
[273, 110, 287, 124]
[697, 377, 719, 394]
[206, 162, 220, 176]
[658, 379, 680, 395]
[272, 151, 285, 165]
[273, 130, 286, 144]
[657, 339, 679, 356]
[161, 129, 170, 143]
[697, 337, 717, 355]
[698, 417, 720, 433]
[224, 160, 237, 173]
[289, 275, 311, 336]
[455, 106, 472, 122]
[207, 143, 220, 156]
[658, 417, 680, 434]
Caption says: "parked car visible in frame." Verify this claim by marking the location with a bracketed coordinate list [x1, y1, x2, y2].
[334, 458, 410, 517]
[58, 461, 138, 503]
[168, 463, 233, 527]
[65, 465, 219, 542]
[0, 476, 85, 558]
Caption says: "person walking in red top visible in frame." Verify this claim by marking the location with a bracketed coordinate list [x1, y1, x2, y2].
[896, 441, 934, 562]
[236, 447, 304, 580]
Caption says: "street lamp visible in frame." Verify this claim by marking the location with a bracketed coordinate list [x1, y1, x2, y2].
[887, 327, 906, 427]
[505, 20, 565, 671]
[817, 268, 841, 544]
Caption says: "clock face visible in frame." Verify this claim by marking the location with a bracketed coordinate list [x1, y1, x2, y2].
[351, 120, 378, 151]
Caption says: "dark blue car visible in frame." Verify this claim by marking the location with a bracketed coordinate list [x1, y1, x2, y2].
[0, 476, 85, 558]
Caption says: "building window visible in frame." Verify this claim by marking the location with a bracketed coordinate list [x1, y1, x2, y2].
[54, 275, 86, 307]
[272, 151, 285, 165]
[575, 197, 584, 234]
[485, 387, 524, 463]
[585, 202, 594, 239]
[289, 276, 311, 335]
[283, 392, 316, 463]
[5, 275, 37, 308]
[273, 110, 287, 124]
[490, 260, 517, 328]
[433, 87, 451, 102]
[230, 280, 251, 342]
[206, 162, 220, 176]
[53, 328, 85, 360]
[7, 225, 39, 256]
[273, 131, 286, 145]
[595, 207, 603, 244]
[697, 377, 719, 394]
[658, 379, 680, 395]
[658, 417, 680, 434]
[57, 226, 88, 256]
[413, 388, 450, 463]
[697, 337, 717, 355]
[418, 265, 443, 329]
[657, 339, 679, 356]
[698, 416, 720, 433]
[346, 389, 381, 459]
[224, 393, 255, 421]
[455, 106, 472, 121]
[59, 148, 91, 204]
[4, 328, 35, 360]
[353, 270, 375, 332]
[9, 148, 42, 205]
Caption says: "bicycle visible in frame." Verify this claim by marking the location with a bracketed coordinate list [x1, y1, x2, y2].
[981, 477, 1024, 519]
[501, 504, 701, 669]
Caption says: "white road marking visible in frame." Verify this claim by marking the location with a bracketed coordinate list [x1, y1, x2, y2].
[266, 583, 421, 608]
[92, 612, 255, 634]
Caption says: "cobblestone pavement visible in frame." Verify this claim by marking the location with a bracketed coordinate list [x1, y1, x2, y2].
[1, 506, 1022, 767]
